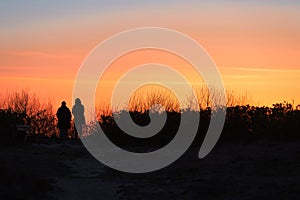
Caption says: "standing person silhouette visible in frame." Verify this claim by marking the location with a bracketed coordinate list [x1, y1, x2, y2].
[72, 98, 85, 139]
[56, 101, 71, 139]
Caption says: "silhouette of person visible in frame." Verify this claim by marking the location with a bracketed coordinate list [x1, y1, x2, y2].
[56, 101, 71, 139]
[72, 98, 85, 139]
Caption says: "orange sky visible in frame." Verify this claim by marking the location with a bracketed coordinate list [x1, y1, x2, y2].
[1, 2, 300, 110]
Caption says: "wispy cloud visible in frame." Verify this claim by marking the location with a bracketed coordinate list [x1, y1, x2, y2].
[1, 50, 77, 59]
[0, 75, 52, 82]
[224, 67, 300, 73]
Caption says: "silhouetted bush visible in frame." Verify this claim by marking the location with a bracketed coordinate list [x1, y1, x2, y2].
[0, 90, 57, 144]
[1, 90, 300, 146]
[97, 101, 300, 148]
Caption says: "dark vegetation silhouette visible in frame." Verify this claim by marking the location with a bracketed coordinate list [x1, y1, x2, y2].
[99, 102, 300, 153]
[0, 90, 56, 144]
[0, 90, 300, 146]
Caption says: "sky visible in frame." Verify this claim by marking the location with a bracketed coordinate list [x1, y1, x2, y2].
[1, 0, 300, 111]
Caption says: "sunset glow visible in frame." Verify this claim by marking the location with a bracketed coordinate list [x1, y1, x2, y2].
[1, 1, 300, 109]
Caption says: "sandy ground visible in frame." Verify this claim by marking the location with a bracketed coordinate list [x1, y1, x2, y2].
[1, 138, 300, 200]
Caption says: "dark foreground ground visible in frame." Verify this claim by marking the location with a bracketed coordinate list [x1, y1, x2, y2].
[0, 138, 300, 200]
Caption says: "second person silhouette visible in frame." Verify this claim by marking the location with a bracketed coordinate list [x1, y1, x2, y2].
[72, 98, 86, 139]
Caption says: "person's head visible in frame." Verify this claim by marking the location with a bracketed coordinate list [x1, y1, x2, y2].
[61, 101, 66, 107]
[75, 98, 81, 105]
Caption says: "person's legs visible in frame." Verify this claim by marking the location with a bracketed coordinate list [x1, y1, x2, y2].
[74, 124, 83, 139]
[74, 127, 79, 139]
[78, 124, 83, 137]
[59, 129, 67, 139]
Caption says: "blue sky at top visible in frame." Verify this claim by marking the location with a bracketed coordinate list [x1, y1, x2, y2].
[1, 0, 300, 28]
